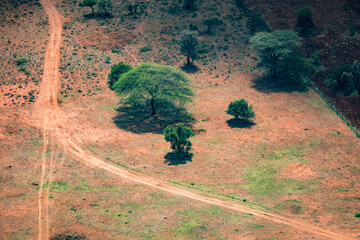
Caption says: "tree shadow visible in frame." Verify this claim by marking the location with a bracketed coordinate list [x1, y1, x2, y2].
[226, 118, 256, 129]
[181, 63, 200, 73]
[113, 100, 194, 134]
[164, 152, 193, 165]
[251, 74, 308, 93]
[84, 13, 114, 19]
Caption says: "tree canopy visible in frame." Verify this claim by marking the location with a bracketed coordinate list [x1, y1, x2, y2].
[250, 30, 301, 77]
[113, 63, 194, 116]
[82, 0, 97, 16]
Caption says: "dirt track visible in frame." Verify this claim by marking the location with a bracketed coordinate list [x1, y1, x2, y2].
[35, 0, 356, 239]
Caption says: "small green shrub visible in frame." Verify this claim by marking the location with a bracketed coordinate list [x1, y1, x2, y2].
[164, 124, 194, 156]
[355, 212, 360, 218]
[105, 56, 111, 64]
[226, 99, 255, 120]
[15, 58, 27, 66]
[139, 44, 152, 53]
[168, 4, 181, 15]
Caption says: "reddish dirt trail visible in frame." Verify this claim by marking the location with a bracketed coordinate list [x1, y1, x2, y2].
[35, 0, 356, 239]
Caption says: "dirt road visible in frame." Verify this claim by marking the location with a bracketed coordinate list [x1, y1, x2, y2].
[35, 0, 355, 239]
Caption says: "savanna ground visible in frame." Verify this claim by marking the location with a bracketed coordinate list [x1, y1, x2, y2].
[0, 0, 360, 239]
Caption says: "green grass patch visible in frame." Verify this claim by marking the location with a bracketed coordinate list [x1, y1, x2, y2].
[172, 219, 206, 237]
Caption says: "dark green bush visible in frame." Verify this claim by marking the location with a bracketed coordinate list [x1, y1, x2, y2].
[246, 12, 268, 34]
[325, 63, 359, 96]
[349, 23, 357, 37]
[164, 124, 194, 156]
[295, 7, 315, 37]
[15, 58, 27, 66]
[276, 55, 308, 91]
[108, 62, 132, 89]
[226, 99, 255, 120]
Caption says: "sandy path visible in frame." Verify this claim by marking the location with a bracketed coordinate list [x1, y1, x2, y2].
[35, 0, 355, 239]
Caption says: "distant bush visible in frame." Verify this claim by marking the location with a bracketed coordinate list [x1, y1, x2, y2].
[325, 62, 359, 96]
[234, 0, 246, 11]
[246, 12, 268, 34]
[164, 124, 194, 156]
[203, 17, 223, 34]
[97, 0, 113, 16]
[183, 0, 197, 10]
[15, 58, 27, 66]
[139, 44, 152, 53]
[295, 7, 315, 37]
[226, 99, 255, 120]
[108, 62, 132, 89]
[355, 212, 360, 218]
[349, 23, 358, 37]
[168, 4, 181, 15]
[105, 56, 111, 64]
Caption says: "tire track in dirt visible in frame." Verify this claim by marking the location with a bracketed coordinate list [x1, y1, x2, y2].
[36, 0, 356, 239]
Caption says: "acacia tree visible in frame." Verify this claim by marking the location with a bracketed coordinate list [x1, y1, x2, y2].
[113, 63, 194, 116]
[82, 0, 97, 16]
[164, 124, 194, 156]
[179, 29, 199, 66]
[203, 17, 223, 34]
[250, 30, 300, 78]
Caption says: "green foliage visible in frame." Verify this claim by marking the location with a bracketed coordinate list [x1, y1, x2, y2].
[139, 44, 152, 53]
[246, 12, 268, 34]
[349, 23, 358, 37]
[295, 7, 314, 37]
[276, 55, 308, 91]
[340, 72, 357, 96]
[168, 3, 181, 15]
[179, 29, 199, 66]
[203, 17, 223, 33]
[108, 62, 132, 89]
[250, 30, 301, 77]
[355, 212, 360, 218]
[127, 4, 138, 15]
[97, 0, 113, 16]
[15, 57, 27, 66]
[164, 124, 194, 155]
[113, 63, 194, 116]
[183, 0, 197, 10]
[105, 56, 111, 64]
[234, 0, 246, 11]
[82, 0, 97, 15]
[325, 63, 358, 96]
[226, 99, 255, 120]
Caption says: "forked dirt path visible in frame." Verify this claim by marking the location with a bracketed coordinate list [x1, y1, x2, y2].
[35, 0, 355, 239]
